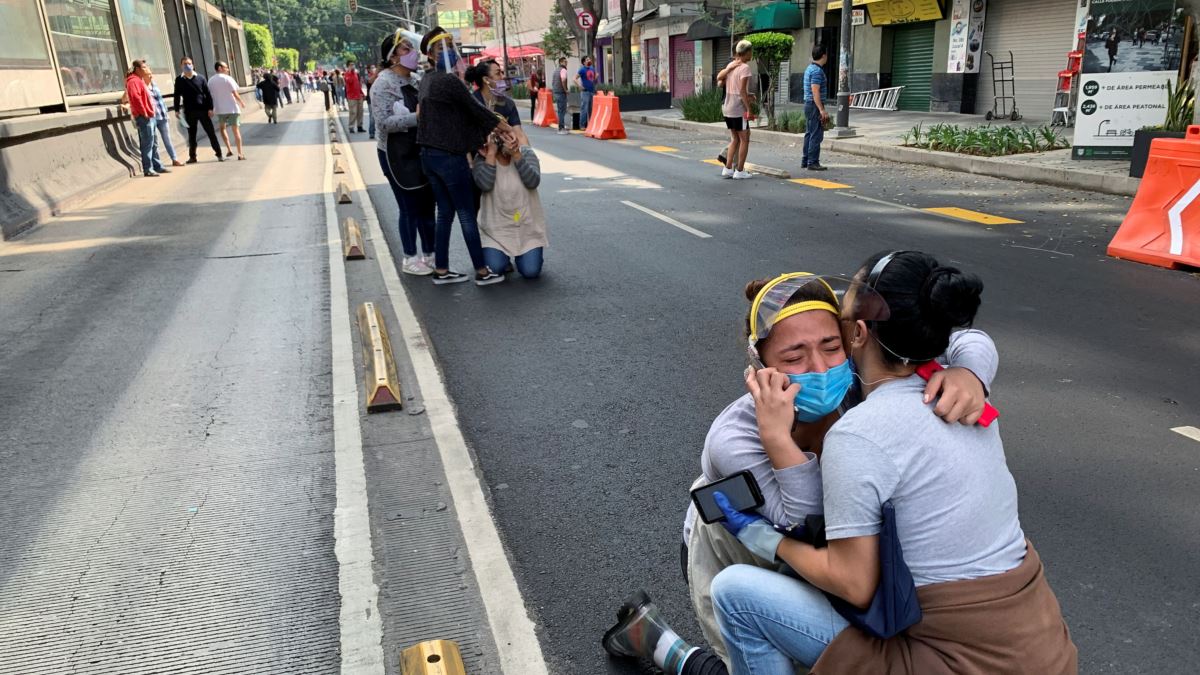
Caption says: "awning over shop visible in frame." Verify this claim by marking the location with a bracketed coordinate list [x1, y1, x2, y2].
[632, 7, 659, 23]
[480, 44, 545, 59]
[596, 18, 623, 39]
[746, 2, 806, 31]
[685, 12, 731, 40]
[826, 0, 885, 9]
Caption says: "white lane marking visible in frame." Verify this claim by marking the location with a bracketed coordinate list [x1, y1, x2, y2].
[335, 117, 550, 675]
[621, 200, 712, 239]
[324, 113, 386, 673]
[1171, 426, 1200, 443]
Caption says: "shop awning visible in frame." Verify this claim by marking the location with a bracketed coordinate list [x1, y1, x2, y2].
[480, 45, 545, 59]
[685, 12, 731, 40]
[746, 2, 806, 31]
[596, 18, 623, 39]
[632, 7, 659, 23]
[826, 0, 885, 9]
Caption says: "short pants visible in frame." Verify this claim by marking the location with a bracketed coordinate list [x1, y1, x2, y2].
[724, 116, 747, 131]
[216, 113, 241, 127]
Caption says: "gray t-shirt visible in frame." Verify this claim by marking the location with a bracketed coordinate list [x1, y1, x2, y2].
[822, 375, 1026, 586]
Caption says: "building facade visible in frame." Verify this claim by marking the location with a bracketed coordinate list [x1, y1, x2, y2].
[1, 0, 252, 116]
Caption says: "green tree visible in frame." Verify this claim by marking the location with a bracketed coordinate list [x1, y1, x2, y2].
[245, 22, 276, 68]
[745, 32, 793, 130]
[542, 3, 573, 61]
[276, 47, 300, 71]
[305, 59, 318, 72]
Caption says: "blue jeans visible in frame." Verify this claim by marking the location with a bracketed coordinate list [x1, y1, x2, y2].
[154, 117, 178, 162]
[483, 247, 543, 279]
[803, 101, 824, 167]
[420, 147, 486, 272]
[580, 90, 594, 128]
[135, 116, 165, 175]
[713, 564, 850, 674]
[377, 150, 435, 257]
[554, 92, 567, 130]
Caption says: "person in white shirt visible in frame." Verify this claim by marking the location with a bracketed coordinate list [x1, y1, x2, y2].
[208, 61, 247, 160]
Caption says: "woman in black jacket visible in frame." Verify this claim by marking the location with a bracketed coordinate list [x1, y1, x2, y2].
[417, 26, 513, 285]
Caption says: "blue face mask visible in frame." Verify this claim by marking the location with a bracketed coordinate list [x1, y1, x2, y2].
[787, 360, 854, 423]
[435, 50, 460, 72]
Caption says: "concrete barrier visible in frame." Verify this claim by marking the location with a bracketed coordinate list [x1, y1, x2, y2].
[356, 302, 403, 413]
[399, 640, 466, 675]
[342, 217, 365, 259]
[337, 182, 352, 204]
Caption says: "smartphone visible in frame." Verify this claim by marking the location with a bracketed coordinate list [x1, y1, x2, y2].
[691, 471, 765, 525]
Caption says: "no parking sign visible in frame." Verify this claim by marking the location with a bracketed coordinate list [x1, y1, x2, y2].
[576, 9, 595, 30]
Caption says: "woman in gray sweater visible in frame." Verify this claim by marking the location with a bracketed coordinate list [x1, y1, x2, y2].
[472, 129, 546, 279]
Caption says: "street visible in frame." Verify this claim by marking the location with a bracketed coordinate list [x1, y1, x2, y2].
[2, 96, 1199, 675]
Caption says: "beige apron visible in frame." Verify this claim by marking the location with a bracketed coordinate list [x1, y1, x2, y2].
[478, 159, 548, 257]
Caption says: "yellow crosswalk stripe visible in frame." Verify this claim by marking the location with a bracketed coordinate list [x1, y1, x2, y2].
[789, 178, 852, 189]
[923, 207, 1023, 225]
[643, 145, 680, 152]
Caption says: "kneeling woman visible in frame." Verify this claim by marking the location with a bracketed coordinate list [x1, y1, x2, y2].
[711, 251, 1077, 674]
[473, 129, 547, 279]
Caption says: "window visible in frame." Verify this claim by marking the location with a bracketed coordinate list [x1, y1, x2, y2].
[44, 0, 125, 96]
[117, 0, 175, 83]
[0, 0, 52, 66]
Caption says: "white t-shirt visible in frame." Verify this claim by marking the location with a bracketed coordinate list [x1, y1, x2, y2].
[208, 73, 241, 115]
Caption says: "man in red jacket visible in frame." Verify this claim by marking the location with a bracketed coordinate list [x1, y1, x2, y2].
[344, 61, 365, 133]
[124, 59, 167, 177]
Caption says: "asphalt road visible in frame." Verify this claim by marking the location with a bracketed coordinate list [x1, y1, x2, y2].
[356, 118, 1200, 674]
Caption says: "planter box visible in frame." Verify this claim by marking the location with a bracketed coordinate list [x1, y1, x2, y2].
[1130, 129, 1186, 178]
[612, 92, 672, 111]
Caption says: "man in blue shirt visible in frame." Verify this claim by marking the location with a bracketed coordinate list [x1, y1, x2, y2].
[575, 56, 598, 128]
[803, 45, 830, 171]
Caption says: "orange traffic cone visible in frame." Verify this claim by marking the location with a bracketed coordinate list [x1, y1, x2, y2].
[1108, 124, 1200, 270]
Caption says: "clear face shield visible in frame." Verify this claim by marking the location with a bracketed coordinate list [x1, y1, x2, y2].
[747, 273, 890, 368]
[429, 33, 465, 77]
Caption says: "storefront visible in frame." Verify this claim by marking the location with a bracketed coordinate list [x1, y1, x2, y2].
[975, 0, 1079, 119]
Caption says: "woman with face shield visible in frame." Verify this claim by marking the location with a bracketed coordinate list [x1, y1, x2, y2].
[602, 273, 1002, 675]
[417, 27, 513, 285]
[372, 30, 437, 275]
[704, 252, 1076, 674]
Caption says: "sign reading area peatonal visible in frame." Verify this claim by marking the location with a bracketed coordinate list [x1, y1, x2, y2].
[1072, 0, 1185, 160]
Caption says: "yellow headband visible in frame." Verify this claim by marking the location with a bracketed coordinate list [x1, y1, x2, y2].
[426, 32, 453, 53]
[748, 273, 839, 344]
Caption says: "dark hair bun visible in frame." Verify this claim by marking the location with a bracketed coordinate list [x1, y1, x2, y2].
[744, 278, 770, 302]
[920, 266, 982, 327]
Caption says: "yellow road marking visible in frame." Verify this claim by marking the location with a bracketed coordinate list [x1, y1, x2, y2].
[642, 145, 680, 152]
[923, 207, 1023, 225]
[789, 178, 852, 190]
[702, 159, 724, 166]
[570, 129, 586, 134]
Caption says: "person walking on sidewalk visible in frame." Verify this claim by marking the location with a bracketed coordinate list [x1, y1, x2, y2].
[256, 72, 281, 124]
[345, 62, 366, 132]
[551, 57, 569, 134]
[803, 45, 830, 172]
[209, 61, 246, 160]
[173, 57, 224, 164]
[318, 71, 332, 111]
[418, 26, 512, 285]
[575, 56, 597, 129]
[719, 41, 755, 180]
[333, 69, 348, 110]
[146, 69, 185, 167]
[278, 70, 292, 105]
[373, 30, 437, 276]
[124, 60, 168, 177]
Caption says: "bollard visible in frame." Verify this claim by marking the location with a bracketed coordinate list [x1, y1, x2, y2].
[342, 217, 365, 259]
[356, 302, 403, 413]
[331, 144, 341, 155]
[400, 640, 466, 675]
[337, 181, 352, 204]
[333, 158, 346, 174]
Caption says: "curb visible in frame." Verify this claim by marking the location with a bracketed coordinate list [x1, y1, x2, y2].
[623, 114, 1141, 197]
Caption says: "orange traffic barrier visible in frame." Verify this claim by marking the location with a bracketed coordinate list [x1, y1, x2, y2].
[590, 91, 626, 140]
[533, 89, 557, 128]
[584, 92, 609, 137]
[1108, 124, 1200, 269]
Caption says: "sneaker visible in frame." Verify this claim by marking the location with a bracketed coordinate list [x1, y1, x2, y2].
[807, 163, 829, 172]
[557, 129, 569, 135]
[421, 254, 435, 270]
[475, 268, 505, 286]
[144, 172, 160, 177]
[216, 154, 225, 162]
[157, 168, 171, 174]
[721, 167, 735, 179]
[733, 170, 752, 179]
[402, 256, 434, 276]
[431, 270, 470, 285]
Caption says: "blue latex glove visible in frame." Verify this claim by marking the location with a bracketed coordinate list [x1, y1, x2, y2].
[714, 491, 784, 562]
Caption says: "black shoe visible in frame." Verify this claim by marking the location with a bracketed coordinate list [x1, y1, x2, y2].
[157, 168, 171, 174]
[807, 163, 828, 171]
[431, 270, 470, 285]
[357, 127, 366, 132]
[186, 158, 198, 164]
[475, 268, 505, 286]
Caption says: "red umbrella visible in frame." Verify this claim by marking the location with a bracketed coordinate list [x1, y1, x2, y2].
[480, 45, 545, 59]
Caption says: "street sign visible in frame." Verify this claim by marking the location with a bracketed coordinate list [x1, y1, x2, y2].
[851, 8, 864, 25]
[344, 13, 352, 26]
[348, 0, 357, 12]
[576, 9, 595, 30]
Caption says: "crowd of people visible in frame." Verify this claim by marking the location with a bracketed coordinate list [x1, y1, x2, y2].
[369, 27, 548, 286]
[597, 255, 1079, 674]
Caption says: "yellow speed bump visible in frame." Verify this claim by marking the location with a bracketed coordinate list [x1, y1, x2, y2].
[336, 182, 352, 204]
[924, 207, 1023, 225]
[333, 158, 346, 174]
[400, 640, 466, 675]
[357, 302, 403, 413]
[342, 217, 365, 259]
[790, 178, 852, 189]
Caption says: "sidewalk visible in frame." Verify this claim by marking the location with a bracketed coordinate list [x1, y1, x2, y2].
[622, 107, 1141, 196]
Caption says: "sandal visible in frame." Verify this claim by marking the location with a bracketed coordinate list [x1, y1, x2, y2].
[237, 155, 246, 160]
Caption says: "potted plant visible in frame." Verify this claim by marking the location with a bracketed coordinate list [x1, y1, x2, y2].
[1131, 77, 1195, 178]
